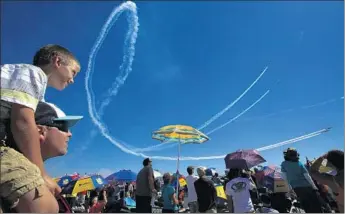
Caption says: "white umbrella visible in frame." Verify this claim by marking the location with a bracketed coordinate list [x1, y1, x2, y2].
[153, 170, 162, 178]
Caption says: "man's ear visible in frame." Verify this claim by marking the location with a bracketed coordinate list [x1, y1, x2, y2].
[37, 125, 47, 143]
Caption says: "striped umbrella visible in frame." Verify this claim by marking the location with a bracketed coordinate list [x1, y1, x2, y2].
[152, 125, 209, 196]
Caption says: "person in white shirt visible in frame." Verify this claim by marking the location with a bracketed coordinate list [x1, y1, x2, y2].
[186, 166, 198, 213]
[226, 168, 255, 213]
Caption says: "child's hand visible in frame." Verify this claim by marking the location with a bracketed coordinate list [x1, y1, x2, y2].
[43, 174, 62, 196]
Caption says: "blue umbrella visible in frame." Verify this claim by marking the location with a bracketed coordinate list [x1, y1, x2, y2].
[61, 175, 108, 195]
[106, 170, 137, 182]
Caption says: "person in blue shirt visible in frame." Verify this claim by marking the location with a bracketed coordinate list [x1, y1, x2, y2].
[281, 148, 323, 213]
[161, 173, 179, 213]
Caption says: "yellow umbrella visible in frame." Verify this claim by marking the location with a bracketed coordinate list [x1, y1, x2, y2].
[152, 125, 209, 144]
[152, 125, 209, 195]
[61, 175, 108, 196]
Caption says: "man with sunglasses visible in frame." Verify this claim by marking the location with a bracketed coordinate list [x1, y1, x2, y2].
[34, 101, 83, 160]
[0, 101, 82, 212]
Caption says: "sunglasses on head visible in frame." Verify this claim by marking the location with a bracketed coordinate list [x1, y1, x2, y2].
[42, 120, 69, 133]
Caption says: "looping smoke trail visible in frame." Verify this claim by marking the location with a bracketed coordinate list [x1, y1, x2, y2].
[92, 2, 139, 119]
[85, 1, 147, 156]
[206, 90, 270, 135]
[85, 2, 329, 161]
[197, 66, 268, 131]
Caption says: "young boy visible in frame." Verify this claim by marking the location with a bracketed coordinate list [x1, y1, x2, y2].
[0, 45, 80, 212]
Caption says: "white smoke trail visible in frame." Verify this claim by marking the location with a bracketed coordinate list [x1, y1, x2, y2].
[301, 97, 340, 109]
[256, 130, 325, 151]
[197, 66, 268, 130]
[162, 128, 330, 161]
[89, 1, 139, 119]
[257, 133, 322, 151]
[241, 96, 344, 122]
[206, 90, 270, 135]
[132, 141, 177, 152]
[85, 1, 150, 157]
[84, 2, 330, 161]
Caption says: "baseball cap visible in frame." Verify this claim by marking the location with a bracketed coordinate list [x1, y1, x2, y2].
[35, 101, 83, 132]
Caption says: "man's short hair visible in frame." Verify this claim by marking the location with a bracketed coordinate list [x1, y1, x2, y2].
[143, 158, 152, 166]
[33, 44, 79, 67]
[196, 167, 206, 177]
[187, 166, 194, 175]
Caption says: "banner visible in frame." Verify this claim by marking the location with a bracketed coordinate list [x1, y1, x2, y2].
[215, 185, 226, 199]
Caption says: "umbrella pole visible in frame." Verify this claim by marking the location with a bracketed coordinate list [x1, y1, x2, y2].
[176, 139, 181, 199]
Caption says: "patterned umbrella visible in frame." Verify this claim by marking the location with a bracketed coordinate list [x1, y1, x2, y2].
[61, 175, 108, 196]
[261, 166, 288, 193]
[224, 149, 266, 169]
[152, 125, 209, 196]
[152, 125, 209, 144]
[262, 165, 282, 178]
[57, 175, 80, 188]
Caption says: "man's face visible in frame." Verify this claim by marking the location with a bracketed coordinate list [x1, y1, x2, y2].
[148, 161, 152, 167]
[48, 56, 80, 90]
[42, 125, 72, 158]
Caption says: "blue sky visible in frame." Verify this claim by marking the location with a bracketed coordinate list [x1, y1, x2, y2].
[2, 1, 343, 178]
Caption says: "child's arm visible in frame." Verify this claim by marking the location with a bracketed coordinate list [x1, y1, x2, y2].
[2, 64, 60, 195]
[11, 103, 45, 175]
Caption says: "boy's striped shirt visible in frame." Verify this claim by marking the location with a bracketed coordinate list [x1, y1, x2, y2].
[1, 64, 48, 119]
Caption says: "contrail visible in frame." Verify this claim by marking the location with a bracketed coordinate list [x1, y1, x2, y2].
[257, 133, 322, 151]
[197, 66, 268, 130]
[152, 128, 330, 161]
[301, 97, 341, 109]
[130, 141, 178, 152]
[256, 128, 329, 151]
[240, 96, 344, 122]
[206, 89, 270, 135]
[89, 1, 139, 119]
[84, 2, 330, 161]
[85, 1, 150, 157]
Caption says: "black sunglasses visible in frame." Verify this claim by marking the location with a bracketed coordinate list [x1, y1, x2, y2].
[42, 120, 69, 133]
